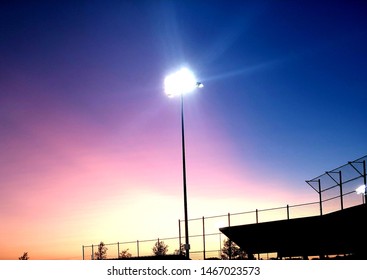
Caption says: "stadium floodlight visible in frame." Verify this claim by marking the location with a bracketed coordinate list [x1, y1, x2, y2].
[164, 68, 203, 97]
[355, 185, 366, 195]
[164, 67, 203, 259]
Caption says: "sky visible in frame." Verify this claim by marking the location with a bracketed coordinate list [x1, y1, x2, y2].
[1, 0, 367, 260]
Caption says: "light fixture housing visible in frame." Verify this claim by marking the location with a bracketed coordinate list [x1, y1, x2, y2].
[355, 185, 366, 195]
[164, 68, 202, 97]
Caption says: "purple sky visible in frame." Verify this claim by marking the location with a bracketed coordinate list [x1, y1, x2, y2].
[1, 0, 366, 259]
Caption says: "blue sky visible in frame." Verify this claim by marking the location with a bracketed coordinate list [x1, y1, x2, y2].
[1, 0, 366, 259]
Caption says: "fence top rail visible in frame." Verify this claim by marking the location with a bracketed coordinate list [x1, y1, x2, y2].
[83, 191, 363, 249]
[184, 198, 346, 227]
[83, 235, 181, 248]
[184, 200, 320, 223]
[307, 155, 367, 182]
[256, 205, 289, 213]
[288, 201, 319, 208]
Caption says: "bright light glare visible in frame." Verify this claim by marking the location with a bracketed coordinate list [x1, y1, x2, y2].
[164, 68, 199, 97]
[355, 185, 366, 195]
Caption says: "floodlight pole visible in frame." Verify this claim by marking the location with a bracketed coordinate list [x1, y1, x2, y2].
[180, 93, 190, 259]
[165, 68, 202, 259]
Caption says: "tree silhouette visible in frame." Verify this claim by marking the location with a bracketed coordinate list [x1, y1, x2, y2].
[220, 239, 247, 260]
[152, 240, 168, 256]
[18, 252, 29, 260]
[94, 242, 108, 260]
[173, 244, 185, 256]
[119, 248, 132, 259]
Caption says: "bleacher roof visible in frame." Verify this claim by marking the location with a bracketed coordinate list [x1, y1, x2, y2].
[220, 203, 367, 259]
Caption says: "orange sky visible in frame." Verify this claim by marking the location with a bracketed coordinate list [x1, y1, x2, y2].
[2, 0, 366, 260]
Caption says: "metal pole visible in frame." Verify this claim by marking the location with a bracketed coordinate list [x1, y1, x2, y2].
[202, 216, 206, 260]
[181, 94, 190, 259]
[219, 232, 222, 259]
[286, 204, 290, 219]
[327, 171, 344, 211]
[178, 219, 182, 255]
[82, 245, 84, 260]
[339, 171, 343, 210]
[348, 160, 366, 204]
[228, 213, 231, 260]
[117, 242, 120, 259]
[318, 179, 323, 216]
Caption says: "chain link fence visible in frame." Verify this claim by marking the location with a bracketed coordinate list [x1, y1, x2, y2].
[83, 155, 366, 260]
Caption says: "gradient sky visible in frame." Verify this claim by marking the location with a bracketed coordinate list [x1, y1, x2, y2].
[1, 0, 366, 260]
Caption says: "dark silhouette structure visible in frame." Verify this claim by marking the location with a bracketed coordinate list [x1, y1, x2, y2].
[110, 254, 188, 260]
[83, 155, 366, 260]
[220, 203, 367, 259]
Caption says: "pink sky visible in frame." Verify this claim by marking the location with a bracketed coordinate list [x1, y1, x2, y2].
[2, 0, 366, 260]
[0, 84, 317, 259]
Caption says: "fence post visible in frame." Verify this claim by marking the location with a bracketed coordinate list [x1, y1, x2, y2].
[91, 244, 94, 260]
[82, 245, 84, 260]
[326, 171, 344, 211]
[228, 213, 231, 260]
[137, 240, 140, 257]
[117, 242, 120, 259]
[339, 171, 343, 210]
[202, 216, 206, 260]
[256, 209, 259, 223]
[286, 204, 290, 219]
[178, 219, 182, 255]
[318, 179, 323, 216]
[219, 232, 222, 259]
